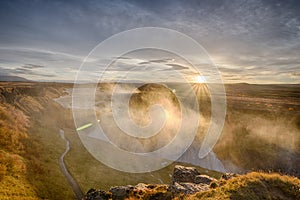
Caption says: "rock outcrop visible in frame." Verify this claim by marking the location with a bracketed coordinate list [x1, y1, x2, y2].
[171, 165, 200, 183]
[84, 165, 222, 199]
[169, 165, 216, 195]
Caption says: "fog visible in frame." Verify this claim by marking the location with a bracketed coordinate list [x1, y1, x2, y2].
[57, 82, 300, 176]
[215, 109, 300, 176]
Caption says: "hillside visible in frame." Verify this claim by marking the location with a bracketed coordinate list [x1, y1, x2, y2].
[189, 172, 300, 200]
[0, 82, 74, 199]
[84, 165, 300, 200]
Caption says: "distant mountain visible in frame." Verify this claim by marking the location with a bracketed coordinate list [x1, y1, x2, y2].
[0, 75, 30, 82]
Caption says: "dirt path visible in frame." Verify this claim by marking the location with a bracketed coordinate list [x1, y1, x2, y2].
[59, 129, 83, 200]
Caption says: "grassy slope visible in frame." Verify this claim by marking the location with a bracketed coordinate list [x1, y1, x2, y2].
[0, 83, 74, 199]
[25, 105, 74, 199]
[188, 172, 300, 200]
[0, 103, 39, 200]
[64, 126, 221, 193]
[88, 172, 300, 200]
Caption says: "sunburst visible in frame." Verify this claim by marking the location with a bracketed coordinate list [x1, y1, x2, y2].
[191, 80, 211, 118]
[194, 75, 206, 83]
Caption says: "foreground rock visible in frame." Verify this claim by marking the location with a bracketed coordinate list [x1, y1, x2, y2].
[84, 165, 219, 199]
[169, 165, 216, 195]
[171, 165, 200, 183]
[85, 183, 171, 200]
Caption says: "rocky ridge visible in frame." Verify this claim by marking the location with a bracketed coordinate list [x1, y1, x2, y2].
[84, 165, 234, 200]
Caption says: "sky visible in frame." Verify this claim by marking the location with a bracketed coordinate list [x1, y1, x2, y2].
[0, 0, 299, 83]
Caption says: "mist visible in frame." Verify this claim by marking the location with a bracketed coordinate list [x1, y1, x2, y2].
[64, 82, 300, 175]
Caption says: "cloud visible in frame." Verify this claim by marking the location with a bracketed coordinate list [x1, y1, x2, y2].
[98, 57, 178, 72]
[7, 66, 57, 78]
[0, 47, 83, 81]
[149, 58, 174, 63]
[165, 63, 188, 70]
[22, 64, 45, 69]
[0, 66, 12, 76]
[138, 58, 175, 65]
[0, 47, 82, 66]
[0, 65, 57, 79]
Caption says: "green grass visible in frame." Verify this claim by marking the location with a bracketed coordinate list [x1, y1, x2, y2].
[64, 125, 174, 192]
[63, 126, 221, 193]
[24, 119, 74, 199]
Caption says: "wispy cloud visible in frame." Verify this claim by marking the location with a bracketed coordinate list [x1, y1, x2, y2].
[22, 64, 45, 69]
[0, 47, 83, 81]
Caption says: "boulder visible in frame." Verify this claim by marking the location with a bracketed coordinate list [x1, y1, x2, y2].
[194, 175, 217, 184]
[169, 165, 214, 195]
[109, 185, 133, 200]
[172, 165, 200, 183]
[169, 182, 210, 195]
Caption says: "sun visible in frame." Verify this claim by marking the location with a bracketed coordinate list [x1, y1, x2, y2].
[194, 75, 206, 83]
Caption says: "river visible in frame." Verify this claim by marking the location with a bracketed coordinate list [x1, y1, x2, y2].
[59, 129, 83, 200]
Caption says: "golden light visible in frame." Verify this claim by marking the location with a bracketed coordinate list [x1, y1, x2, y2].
[194, 75, 206, 83]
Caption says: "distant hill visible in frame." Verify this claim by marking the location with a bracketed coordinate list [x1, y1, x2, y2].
[0, 75, 30, 82]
